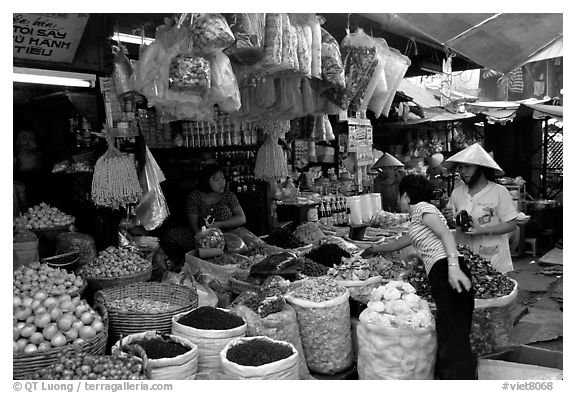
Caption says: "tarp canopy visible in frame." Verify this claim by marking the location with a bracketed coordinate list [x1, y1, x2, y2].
[380, 107, 476, 128]
[467, 99, 562, 123]
[359, 13, 563, 73]
[521, 103, 563, 120]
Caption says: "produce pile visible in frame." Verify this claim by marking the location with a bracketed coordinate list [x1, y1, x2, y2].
[13, 262, 85, 297]
[264, 227, 305, 249]
[369, 211, 410, 229]
[27, 351, 145, 380]
[207, 253, 247, 266]
[194, 226, 225, 249]
[293, 222, 325, 245]
[177, 306, 245, 330]
[13, 202, 74, 230]
[236, 254, 267, 271]
[291, 276, 345, 302]
[13, 293, 105, 354]
[106, 297, 179, 314]
[327, 256, 379, 281]
[300, 257, 329, 277]
[231, 276, 290, 318]
[365, 254, 405, 281]
[304, 243, 351, 268]
[56, 232, 98, 266]
[77, 247, 150, 279]
[361, 281, 433, 329]
[127, 336, 191, 359]
[226, 338, 293, 366]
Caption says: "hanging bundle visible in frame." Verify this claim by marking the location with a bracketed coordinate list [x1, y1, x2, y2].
[91, 141, 143, 210]
[254, 132, 288, 182]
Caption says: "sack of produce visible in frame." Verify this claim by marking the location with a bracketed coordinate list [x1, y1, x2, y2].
[190, 13, 235, 52]
[56, 232, 97, 266]
[249, 252, 303, 280]
[304, 242, 351, 268]
[208, 51, 241, 113]
[13, 229, 38, 269]
[285, 277, 353, 375]
[169, 55, 211, 93]
[223, 233, 248, 254]
[229, 227, 266, 251]
[221, 336, 299, 379]
[328, 256, 383, 304]
[112, 331, 199, 380]
[263, 227, 305, 249]
[172, 306, 247, 375]
[230, 13, 266, 49]
[357, 281, 436, 379]
[14, 261, 85, 297]
[338, 28, 379, 111]
[320, 27, 346, 90]
[373, 38, 411, 117]
[230, 304, 311, 379]
[77, 246, 152, 282]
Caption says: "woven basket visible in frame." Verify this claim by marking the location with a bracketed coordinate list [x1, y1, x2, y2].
[228, 277, 261, 295]
[95, 282, 199, 343]
[13, 303, 108, 380]
[83, 265, 153, 292]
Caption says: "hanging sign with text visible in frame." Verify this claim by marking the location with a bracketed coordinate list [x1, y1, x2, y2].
[13, 13, 89, 63]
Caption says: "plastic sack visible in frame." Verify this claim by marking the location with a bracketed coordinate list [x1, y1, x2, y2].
[249, 252, 302, 279]
[229, 227, 267, 251]
[220, 336, 299, 380]
[375, 38, 411, 117]
[320, 235, 361, 254]
[190, 13, 235, 52]
[357, 313, 437, 379]
[208, 51, 241, 113]
[320, 28, 345, 89]
[310, 16, 322, 78]
[339, 28, 379, 111]
[294, 23, 312, 75]
[367, 38, 390, 115]
[263, 14, 283, 68]
[172, 309, 247, 375]
[230, 13, 266, 48]
[285, 289, 353, 375]
[13, 230, 39, 269]
[360, 37, 387, 112]
[184, 252, 240, 291]
[135, 147, 169, 231]
[281, 14, 299, 72]
[112, 331, 199, 380]
[471, 279, 518, 357]
[336, 275, 383, 305]
[230, 304, 311, 379]
[223, 233, 248, 254]
[112, 46, 136, 97]
[195, 226, 225, 249]
[300, 77, 315, 114]
[169, 55, 211, 93]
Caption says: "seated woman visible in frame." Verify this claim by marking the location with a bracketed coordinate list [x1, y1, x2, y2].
[161, 164, 246, 269]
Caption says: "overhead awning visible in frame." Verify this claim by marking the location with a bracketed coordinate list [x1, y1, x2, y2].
[521, 103, 563, 121]
[380, 107, 476, 128]
[359, 13, 563, 73]
[397, 79, 440, 108]
[466, 99, 560, 124]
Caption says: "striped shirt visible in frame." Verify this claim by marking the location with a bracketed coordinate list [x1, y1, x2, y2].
[407, 202, 448, 274]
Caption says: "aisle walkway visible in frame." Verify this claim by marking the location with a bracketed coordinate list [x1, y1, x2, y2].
[508, 252, 563, 352]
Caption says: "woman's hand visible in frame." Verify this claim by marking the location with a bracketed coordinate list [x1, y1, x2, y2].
[448, 265, 472, 293]
[442, 207, 455, 222]
[465, 222, 489, 236]
[361, 246, 378, 258]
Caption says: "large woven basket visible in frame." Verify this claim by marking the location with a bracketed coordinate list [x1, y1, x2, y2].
[94, 282, 198, 343]
[13, 303, 108, 380]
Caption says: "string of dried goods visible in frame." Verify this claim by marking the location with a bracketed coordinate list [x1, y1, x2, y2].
[13, 293, 105, 354]
[14, 202, 74, 230]
[177, 306, 245, 330]
[13, 262, 85, 297]
[226, 338, 294, 366]
[254, 131, 289, 181]
[77, 247, 150, 279]
[91, 143, 142, 210]
[106, 297, 179, 314]
[27, 351, 145, 380]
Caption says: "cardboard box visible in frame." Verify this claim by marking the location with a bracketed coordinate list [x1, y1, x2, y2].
[478, 345, 563, 380]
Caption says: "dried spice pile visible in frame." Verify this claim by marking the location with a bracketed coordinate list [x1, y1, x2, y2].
[130, 337, 190, 359]
[178, 306, 244, 330]
[226, 339, 293, 366]
[304, 243, 351, 268]
[264, 227, 305, 249]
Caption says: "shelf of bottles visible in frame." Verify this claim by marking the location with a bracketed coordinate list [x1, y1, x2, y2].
[317, 195, 351, 226]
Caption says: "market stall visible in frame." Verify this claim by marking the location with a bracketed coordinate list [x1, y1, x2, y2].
[13, 12, 562, 381]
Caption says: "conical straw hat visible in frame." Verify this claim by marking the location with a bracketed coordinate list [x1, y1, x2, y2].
[444, 143, 504, 175]
[372, 152, 404, 169]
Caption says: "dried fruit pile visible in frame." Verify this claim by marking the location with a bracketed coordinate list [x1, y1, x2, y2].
[14, 262, 85, 297]
[14, 202, 74, 230]
[107, 297, 178, 314]
[304, 243, 351, 268]
[77, 247, 150, 279]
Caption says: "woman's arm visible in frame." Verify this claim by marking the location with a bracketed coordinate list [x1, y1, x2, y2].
[188, 213, 201, 234]
[422, 213, 471, 293]
[361, 234, 411, 257]
[213, 205, 246, 230]
[467, 219, 517, 236]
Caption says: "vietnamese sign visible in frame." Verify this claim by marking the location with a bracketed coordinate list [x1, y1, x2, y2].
[13, 13, 89, 63]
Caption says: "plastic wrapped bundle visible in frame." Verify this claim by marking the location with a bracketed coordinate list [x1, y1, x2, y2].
[254, 134, 288, 181]
[169, 55, 211, 93]
[208, 51, 241, 113]
[230, 13, 266, 48]
[374, 38, 411, 117]
[190, 13, 235, 52]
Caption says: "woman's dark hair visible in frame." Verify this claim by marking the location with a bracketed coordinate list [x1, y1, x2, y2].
[479, 166, 497, 182]
[398, 174, 435, 204]
[197, 164, 225, 193]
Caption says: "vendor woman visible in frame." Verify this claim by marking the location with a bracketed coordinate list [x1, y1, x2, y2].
[161, 164, 246, 268]
[372, 153, 405, 212]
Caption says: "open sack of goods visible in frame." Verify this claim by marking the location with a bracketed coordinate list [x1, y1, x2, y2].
[171, 306, 247, 378]
[357, 281, 436, 380]
[112, 331, 199, 380]
[230, 275, 311, 379]
[13, 290, 108, 379]
[403, 244, 518, 357]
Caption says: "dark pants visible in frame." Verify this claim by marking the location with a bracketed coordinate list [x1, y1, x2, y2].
[160, 226, 196, 270]
[428, 257, 476, 380]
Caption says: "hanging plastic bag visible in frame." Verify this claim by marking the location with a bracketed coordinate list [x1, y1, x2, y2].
[281, 14, 299, 72]
[169, 55, 211, 93]
[359, 36, 387, 112]
[263, 14, 283, 69]
[230, 13, 266, 49]
[208, 51, 241, 113]
[320, 28, 346, 90]
[111, 45, 136, 97]
[135, 147, 170, 230]
[375, 38, 411, 117]
[300, 77, 315, 114]
[367, 38, 390, 116]
[310, 16, 322, 79]
[191, 13, 235, 53]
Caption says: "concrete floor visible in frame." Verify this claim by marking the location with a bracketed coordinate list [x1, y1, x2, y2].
[508, 251, 563, 352]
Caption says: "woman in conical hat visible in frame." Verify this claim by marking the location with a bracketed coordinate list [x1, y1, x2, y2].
[372, 153, 405, 212]
[442, 143, 518, 273]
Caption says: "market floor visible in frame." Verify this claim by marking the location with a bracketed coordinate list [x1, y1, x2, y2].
[508, 251, 563, 352]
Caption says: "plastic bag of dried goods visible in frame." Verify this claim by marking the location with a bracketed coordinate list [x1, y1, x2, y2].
[230, 13, 266, 49]
[320, 27, 345, 90]
[249, 252, 303, 280]
[263, 14, 283, 69]
[285, 282, 353, 375]
[375, 38, 411, 117]
[190, 13, 235, 52]
[169, 55, 211, 93]
[230, 304, 311, 379]
[223, 233, 248, 254]
[339, 28, 379, 112]
[208, 51, 241, 113]
[357, 315, 437, 379]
